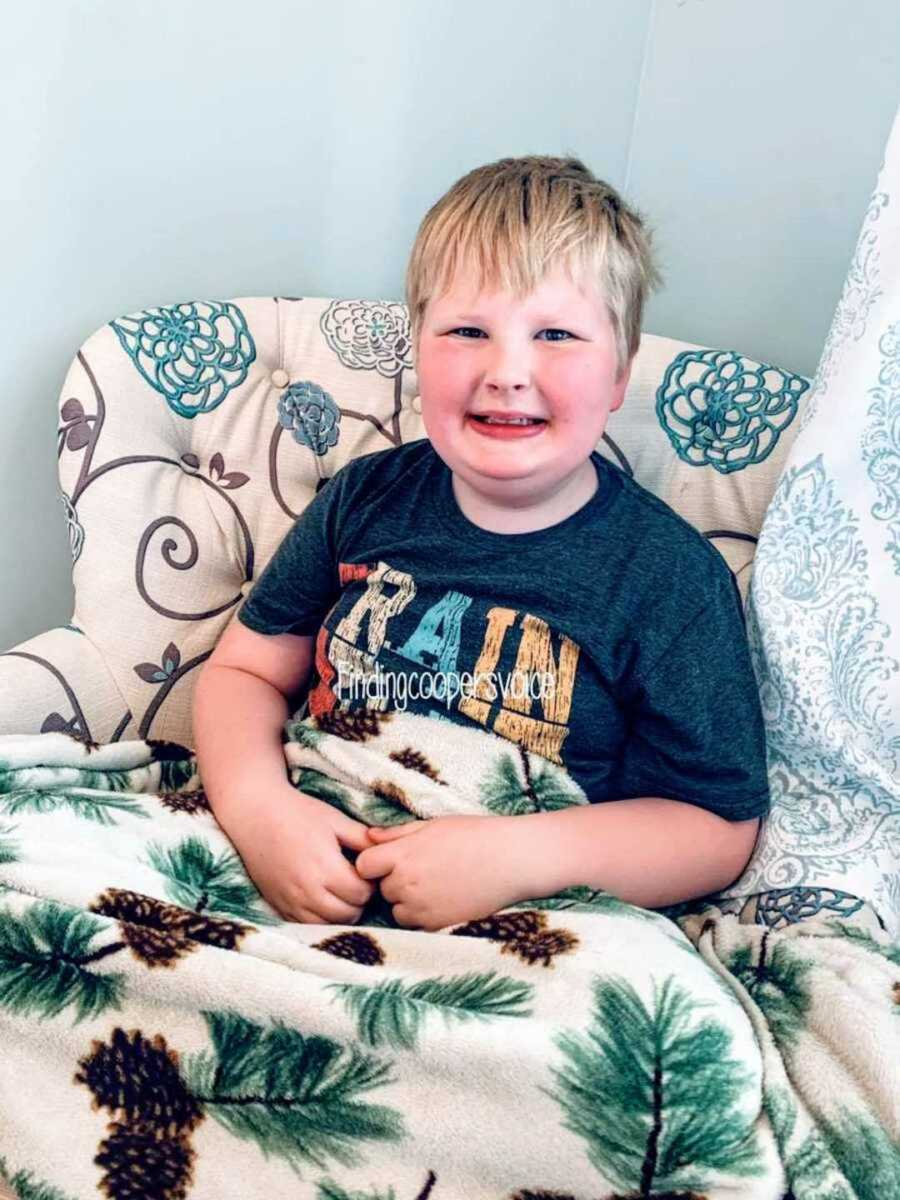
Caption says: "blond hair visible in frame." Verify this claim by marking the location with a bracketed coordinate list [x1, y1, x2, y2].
[405, 155, 663, 379]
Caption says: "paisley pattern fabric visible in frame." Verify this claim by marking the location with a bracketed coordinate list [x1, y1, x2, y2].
[723, 104, 900, 937]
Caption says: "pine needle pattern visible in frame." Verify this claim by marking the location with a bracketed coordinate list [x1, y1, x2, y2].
[0, 899, 125, 1021]
[182, 1011, 405, 1170]
[482, 748, 587, 815]
[1, 721, 897, 1197]
[0, 788, 150, 827]
[293, 767, 357, 814]
[0, 823, 18, 866]
[0, 1154, 78, 1200]
[331, 971, 533, 1049]
[723, 935, 814, 1046]
[72, 1013, 407, 1197]
[144, 835, 277, 925]
[551, 975, 762, 1195]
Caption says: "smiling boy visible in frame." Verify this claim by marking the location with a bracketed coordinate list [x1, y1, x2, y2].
[193, 156, 770, 931]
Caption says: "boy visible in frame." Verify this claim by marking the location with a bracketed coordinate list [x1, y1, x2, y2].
[193, 156, 769, 932]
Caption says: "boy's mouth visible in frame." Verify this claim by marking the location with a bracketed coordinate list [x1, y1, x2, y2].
[468, 413, 547, 426]
[467, 412, 547, 438]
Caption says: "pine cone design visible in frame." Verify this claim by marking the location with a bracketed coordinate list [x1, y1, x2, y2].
[505, 928, 580, 967]
[145, 740, 194, 761]
[315, 706, 394, 741]
[609, 1194, 708, 1199]
[313, 930, 386, 965]
[389, 747, 447, 784]
[510, 1191, 579, 1200]
[75, 1028, 203, 1138]
[516, 1194, 707, 1200]
[93, 1121, 194, 1200]
[90, 889, 251, 967]
[117, 922, 196, 969]
[158, 790, 210, 815]
[174, 910, 252, 951]
[454, 911, 547, 941]
[452, 910, 579, 967]
[370, 779, 414, 812]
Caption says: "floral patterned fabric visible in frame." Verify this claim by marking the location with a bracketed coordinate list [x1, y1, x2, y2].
[723, 103, 900, 938]
[0, 299, 806, 750]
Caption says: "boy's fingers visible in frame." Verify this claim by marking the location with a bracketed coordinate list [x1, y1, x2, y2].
[329, 861, 375, 907]
[368, 822, 422, 841]
[355, 845, 393, 881]
[391, 904, 422, 930]
[334, 818, 373, 852]
[316, 889, 365, 925]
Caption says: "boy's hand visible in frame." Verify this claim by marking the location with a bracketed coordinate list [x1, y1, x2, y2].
[224, 783, 376, 925]
[356, 815, 535, 931]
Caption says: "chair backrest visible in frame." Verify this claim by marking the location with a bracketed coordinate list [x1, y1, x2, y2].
[51, 296, 809, 745]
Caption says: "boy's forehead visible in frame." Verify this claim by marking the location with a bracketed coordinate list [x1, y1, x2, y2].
[429, 261, 605, 314]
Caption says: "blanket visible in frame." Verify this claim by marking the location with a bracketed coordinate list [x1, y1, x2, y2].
[0, 710, 897, 1200]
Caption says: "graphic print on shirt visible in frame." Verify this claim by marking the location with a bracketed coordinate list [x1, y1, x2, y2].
[307, 560, 581, 766]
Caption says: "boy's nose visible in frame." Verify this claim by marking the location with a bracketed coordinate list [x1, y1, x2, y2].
[484, 349, 530, 391]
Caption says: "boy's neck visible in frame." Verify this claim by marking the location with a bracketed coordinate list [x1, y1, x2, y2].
[449, 458, 599, 535]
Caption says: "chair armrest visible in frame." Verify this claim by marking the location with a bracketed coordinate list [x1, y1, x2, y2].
[0, 625, 134, 741]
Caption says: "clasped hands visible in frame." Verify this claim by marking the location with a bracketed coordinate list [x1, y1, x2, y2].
[354, 814, 537, 931]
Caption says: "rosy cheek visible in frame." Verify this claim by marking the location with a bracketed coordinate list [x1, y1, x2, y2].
[546, 356, 604, 404]
[538, 360, 581, 407]
[417, 342, 469, 402]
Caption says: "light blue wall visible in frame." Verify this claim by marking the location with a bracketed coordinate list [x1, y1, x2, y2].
[631, 0, 900, 375]
[1, 0, 898, 652]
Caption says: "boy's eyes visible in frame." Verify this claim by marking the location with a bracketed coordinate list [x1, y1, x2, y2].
[448, 327, 575, 341]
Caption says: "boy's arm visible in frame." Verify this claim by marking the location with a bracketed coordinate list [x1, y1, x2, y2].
[194, 618, 377, 925]
[192, 617, 315, 829]
[520, 568, 766, 908]
[505, 798, 761, 909]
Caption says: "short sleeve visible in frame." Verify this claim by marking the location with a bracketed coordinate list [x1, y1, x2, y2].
[237, 474, 345, 637]
[608, 572, 770, 821]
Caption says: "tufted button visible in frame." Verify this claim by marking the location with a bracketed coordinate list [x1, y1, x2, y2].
[239, 580, 253, 597]
[411, 395, 422, 414]
[271, 368, 290, 389]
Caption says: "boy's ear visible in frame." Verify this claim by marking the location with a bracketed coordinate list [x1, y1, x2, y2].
[610, 356, 635, 412]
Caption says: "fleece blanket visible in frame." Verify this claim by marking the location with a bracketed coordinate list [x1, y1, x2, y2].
[0, 711, 897, 1200]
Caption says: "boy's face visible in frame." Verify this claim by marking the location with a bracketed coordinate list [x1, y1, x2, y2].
[415, 263, 631, 520]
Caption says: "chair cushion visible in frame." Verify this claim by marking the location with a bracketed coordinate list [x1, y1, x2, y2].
[35, 296, 809, 749]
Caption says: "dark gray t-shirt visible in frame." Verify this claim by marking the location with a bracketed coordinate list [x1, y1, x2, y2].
[238, 438, 770, 821]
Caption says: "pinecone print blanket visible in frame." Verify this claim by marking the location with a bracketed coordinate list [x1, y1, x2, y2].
[0, 716, 897, 1200]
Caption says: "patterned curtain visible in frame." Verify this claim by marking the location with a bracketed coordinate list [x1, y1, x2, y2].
[728, 103, 900, 936]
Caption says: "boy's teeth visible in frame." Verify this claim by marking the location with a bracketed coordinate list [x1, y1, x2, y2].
[477, 416, 541, 425]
